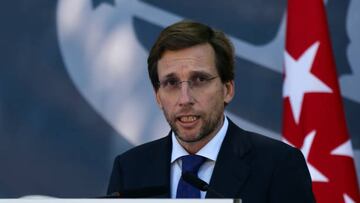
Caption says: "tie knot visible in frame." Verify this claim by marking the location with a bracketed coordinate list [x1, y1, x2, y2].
[181, 155, 206, 174]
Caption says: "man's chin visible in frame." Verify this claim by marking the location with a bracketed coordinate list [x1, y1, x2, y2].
[175, 133, 204, 143]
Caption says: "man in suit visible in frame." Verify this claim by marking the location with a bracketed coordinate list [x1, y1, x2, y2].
[107, 20, 315, 202]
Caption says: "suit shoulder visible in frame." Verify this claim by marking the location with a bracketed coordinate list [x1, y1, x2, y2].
[254, 132, 292, 150]
[229, 124, 303, 163]
[245, 131, 307, 172]
[114, 136, 170, 163]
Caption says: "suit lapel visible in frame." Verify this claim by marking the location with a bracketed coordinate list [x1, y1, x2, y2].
[142, 134, 172, 198]
[206, 119, 252, 198]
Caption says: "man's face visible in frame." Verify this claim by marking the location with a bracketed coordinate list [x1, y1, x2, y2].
[156, 43, 234, 150]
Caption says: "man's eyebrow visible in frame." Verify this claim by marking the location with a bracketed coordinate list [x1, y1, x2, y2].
[189, 71, 213, 77]
[160, 71, 214, 80]
[161, 73, 178, 80]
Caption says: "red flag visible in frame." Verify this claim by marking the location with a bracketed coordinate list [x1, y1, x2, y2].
[282, 0, 360, 202]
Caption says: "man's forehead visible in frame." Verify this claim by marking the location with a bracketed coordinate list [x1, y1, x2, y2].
[158, 43, 215, 65]
[157, 58, 216, 78]
[159, 57, 207, 67]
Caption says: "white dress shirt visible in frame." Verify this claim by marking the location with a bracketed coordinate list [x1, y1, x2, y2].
[170, 117, 229, 198]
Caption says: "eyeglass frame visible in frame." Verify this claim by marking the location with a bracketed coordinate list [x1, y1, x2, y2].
[157, 74, 219, 95]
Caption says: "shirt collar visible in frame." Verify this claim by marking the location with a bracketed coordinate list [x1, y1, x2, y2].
[171, 116, 229, 163]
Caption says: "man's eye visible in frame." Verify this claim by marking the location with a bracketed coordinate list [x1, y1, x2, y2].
[193, 76, 208, 83]
[164, 79, 178, 87]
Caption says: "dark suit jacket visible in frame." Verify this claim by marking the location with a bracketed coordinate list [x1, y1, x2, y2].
[107, 119, 315, 202]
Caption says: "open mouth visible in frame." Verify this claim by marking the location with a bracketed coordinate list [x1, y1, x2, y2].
[178, 115, 199, 123]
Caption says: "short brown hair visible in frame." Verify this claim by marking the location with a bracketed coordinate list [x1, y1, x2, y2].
[147, 20, 235, 90]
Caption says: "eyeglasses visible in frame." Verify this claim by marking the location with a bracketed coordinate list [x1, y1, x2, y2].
[158, 75, 219, 95]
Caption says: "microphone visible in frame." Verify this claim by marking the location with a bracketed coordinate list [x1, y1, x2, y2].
[182, 172, 225, 198]
[100, 186, 168, 198]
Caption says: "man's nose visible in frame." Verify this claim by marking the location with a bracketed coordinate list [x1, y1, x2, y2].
[177, 82, 194, 106]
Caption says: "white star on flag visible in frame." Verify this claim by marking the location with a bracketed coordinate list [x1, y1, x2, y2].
[283, 130, 328, 182]
[331, 140, 354, 158]
[344, 193, 356, 203]
[283, 42, 333, 124]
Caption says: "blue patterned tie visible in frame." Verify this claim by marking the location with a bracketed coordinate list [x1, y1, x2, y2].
[176, 155, 206, 198]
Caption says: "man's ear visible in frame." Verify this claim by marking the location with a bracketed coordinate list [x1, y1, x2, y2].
[223, 80, 235, 104]
[155, 90, 163, 109]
